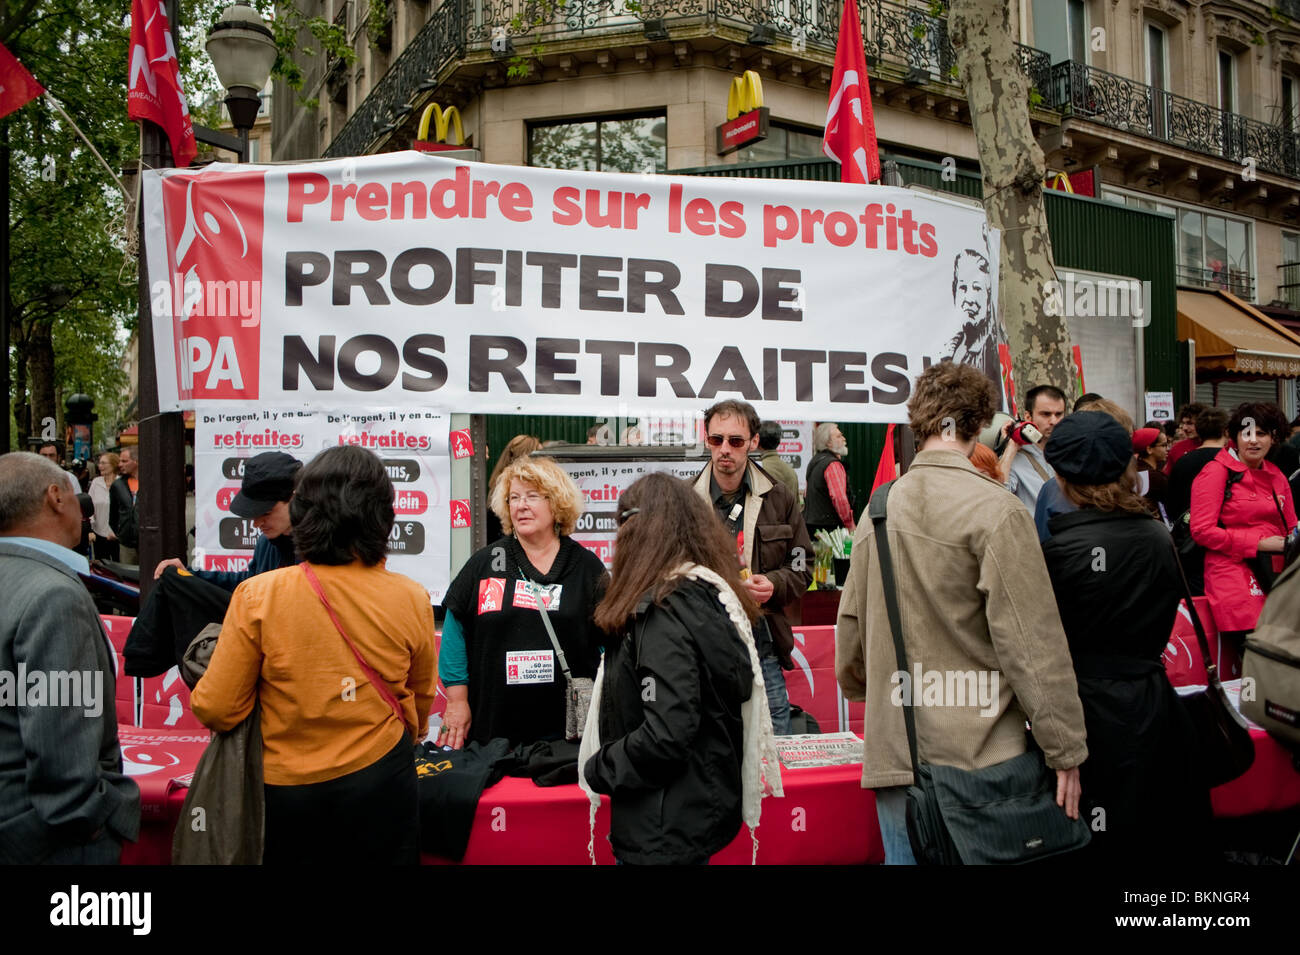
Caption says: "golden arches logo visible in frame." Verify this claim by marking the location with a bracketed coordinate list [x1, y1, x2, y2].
[417, 103, 465, 145]
[726, 71, 765, 121]
[1045, 171, 1074, 193]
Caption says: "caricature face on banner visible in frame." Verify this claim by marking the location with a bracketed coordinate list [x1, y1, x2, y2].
[194, 408, 451, 601]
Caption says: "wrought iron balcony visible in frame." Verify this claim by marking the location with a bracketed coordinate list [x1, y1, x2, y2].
[1178, 263, 1255, 302]
[1048, 60, 1300, 180]
[1278, 262, 1300, 310]
[325, 0, 1054, 158]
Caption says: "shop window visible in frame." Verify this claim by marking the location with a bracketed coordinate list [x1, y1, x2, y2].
[528, 114, 667, 174]
[738, 123, 824, 163]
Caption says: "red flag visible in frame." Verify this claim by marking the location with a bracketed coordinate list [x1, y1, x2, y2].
[872, 424, 897, 491]
[822, 0, 880, 184]
[127, 0, 196, 168]
[0, 41, 44, 119]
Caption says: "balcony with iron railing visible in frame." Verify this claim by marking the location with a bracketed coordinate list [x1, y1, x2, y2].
[324, 0, 1054, 158]
[1278, 262, 1300, 310]
[1178, 263, 1255, 302]
[1047, 60, 1300, 181]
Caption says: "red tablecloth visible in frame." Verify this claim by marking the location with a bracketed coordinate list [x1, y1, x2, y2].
[120, 724, 882, 866]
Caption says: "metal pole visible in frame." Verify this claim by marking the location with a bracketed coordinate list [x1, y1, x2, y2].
[136, 0, 187, 600]
[2, 121, 9, 453]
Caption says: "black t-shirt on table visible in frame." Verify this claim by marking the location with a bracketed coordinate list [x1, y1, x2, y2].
[443, 535, 608, 747]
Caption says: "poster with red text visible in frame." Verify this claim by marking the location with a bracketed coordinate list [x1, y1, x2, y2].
[194, 407, 451, 601]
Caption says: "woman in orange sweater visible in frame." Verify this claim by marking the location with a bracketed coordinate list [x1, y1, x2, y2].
[191, 445, 437, 864]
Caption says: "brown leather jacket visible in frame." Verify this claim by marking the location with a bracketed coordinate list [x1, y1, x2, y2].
[691, 461, 814, 666]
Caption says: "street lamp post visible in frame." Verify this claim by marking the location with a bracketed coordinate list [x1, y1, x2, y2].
[206, 3, 278, 160]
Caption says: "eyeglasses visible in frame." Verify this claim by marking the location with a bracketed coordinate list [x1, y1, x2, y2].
[508, 492, 546, 506]
[706, 434, 749, 449]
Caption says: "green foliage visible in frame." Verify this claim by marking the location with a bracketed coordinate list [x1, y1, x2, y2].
[1029, 87, 1045, 109]
[367, 0, 394, 48]
[191, 0, 356, 105]
[3, 1, 139, 444]
[2, 2, 350, 446]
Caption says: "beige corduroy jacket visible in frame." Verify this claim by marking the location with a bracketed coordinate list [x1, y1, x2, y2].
[835, 448, 1088, 789]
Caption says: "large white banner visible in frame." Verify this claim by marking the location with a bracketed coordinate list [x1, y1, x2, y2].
[194, 407, 451, 601]
[142, 154, 1003, 422]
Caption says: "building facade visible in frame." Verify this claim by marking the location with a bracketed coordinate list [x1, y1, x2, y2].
[273, 0, 1300, 415]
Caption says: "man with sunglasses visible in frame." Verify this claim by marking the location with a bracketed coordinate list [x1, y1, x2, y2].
[690, 400, 814, 735]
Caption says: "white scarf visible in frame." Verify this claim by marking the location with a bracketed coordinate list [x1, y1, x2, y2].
[577, 563, 784, 864]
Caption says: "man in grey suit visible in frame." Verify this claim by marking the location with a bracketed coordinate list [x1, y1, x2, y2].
[0, 452, 140, 863]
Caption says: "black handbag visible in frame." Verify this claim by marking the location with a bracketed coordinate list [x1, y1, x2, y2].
[1168, 541, 1256, 788]
[869, 481, 1091, 865]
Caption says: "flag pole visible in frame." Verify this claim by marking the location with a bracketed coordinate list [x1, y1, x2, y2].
[135, 0, 187, 600]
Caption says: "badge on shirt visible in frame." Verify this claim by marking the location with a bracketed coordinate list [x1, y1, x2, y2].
[478, 578, 506, 614]
[512, 579, 563, 611]
[505, 650, 555, 685]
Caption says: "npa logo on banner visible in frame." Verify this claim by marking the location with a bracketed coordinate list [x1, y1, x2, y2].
[156, 169, 267, 402]
[450, 429, 473, 459]
[450, 500, 471, 528]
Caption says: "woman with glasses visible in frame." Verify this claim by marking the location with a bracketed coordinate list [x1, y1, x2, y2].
[1132, 426, 1171, 522]
[439, 455, 608, 748]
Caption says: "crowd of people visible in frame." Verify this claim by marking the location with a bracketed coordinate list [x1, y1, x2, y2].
[3, 366, 1297, 866]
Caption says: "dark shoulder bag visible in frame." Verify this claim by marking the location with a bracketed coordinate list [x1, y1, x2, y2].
[869, 481, 1091, 865]
[1168, 542, 1256, 788]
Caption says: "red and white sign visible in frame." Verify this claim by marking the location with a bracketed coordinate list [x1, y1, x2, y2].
[450, 429, 474, 459]
[143, 154, 997, 424]
[450, 499, 471, 528]
[478, 577, 505, 614]
[127, 0, 196, 168]
[195, 407, 451, 602]
[505, 650, 554, 685]
[717, 107, 769, 155]
[156, 169, 265, 401]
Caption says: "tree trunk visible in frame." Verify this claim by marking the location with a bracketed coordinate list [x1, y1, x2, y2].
[27, 318, 56, 444]
[949, 0, 1075, 403]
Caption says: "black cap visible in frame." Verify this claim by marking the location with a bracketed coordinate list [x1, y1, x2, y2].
[230, 452, 301, 518]
[1044, 412, 1132, 485]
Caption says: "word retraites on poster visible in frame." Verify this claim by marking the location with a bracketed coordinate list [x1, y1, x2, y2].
[142, 153, 1005, 424]
[195, 407, 451, 602]
[557, 459, 705, 567]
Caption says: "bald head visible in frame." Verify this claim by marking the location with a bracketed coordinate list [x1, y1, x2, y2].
[0, 452, 83, 548]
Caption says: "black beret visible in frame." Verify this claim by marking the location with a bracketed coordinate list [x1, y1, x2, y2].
[1043, 411, 1132, 485]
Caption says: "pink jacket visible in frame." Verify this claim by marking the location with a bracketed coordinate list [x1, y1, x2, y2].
[1190, 448, 1297, 632]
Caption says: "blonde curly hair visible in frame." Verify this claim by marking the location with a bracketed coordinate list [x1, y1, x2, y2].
[490, 456, 584, 537]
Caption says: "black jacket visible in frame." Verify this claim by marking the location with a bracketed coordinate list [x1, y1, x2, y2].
[583, 578, 753, 864]
[1041, 508, 1211, 862]
[108, 478, 138, 549]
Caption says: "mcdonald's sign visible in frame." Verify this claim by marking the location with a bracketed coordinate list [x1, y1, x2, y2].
[717, 70, 769, 155]
[413, 103, 465, 152]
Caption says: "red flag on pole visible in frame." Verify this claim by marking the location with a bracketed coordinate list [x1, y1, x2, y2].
[872, 424, 897, 491]
[822, 0, 880, 184]
[127, 0, 196, 168]
[0, 41, 44, 119]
